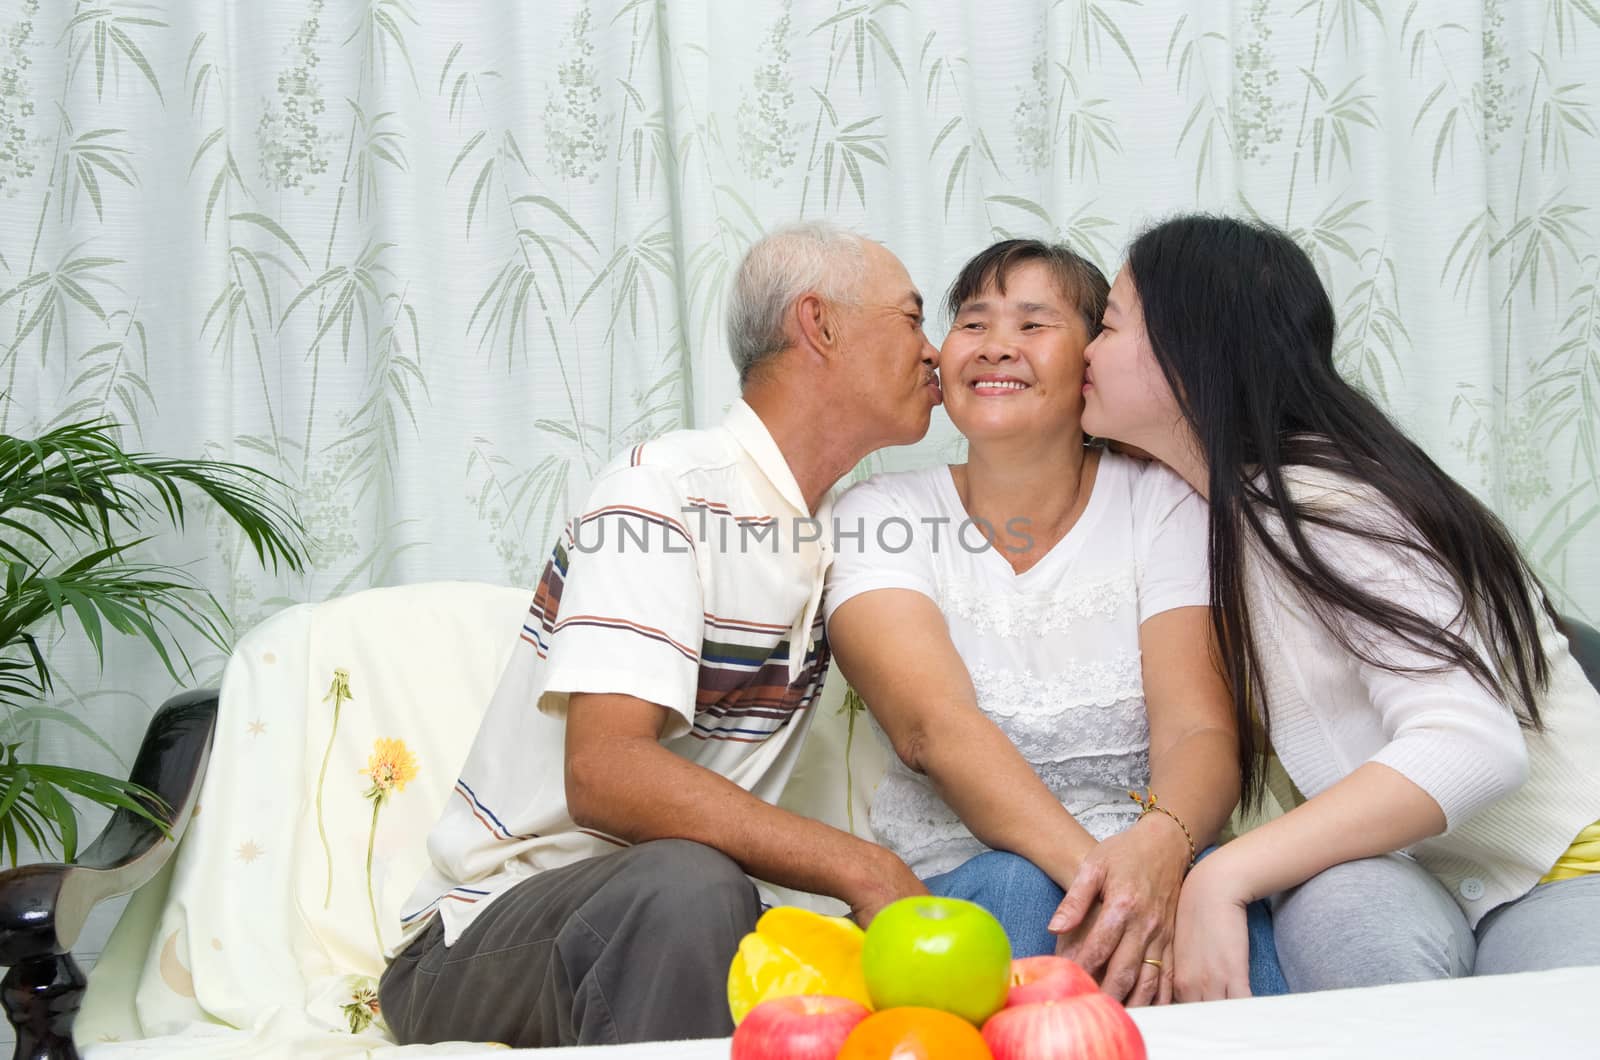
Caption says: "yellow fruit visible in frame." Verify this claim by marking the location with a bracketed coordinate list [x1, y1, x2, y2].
[727, 906, 874, 1025]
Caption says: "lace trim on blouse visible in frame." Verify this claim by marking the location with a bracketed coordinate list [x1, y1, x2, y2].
[935, 570, 1137, 637]
[870, 654, 1152, 878]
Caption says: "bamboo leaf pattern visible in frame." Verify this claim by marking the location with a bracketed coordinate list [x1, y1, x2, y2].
[1491, 194, 1588, 307]
[62, 0, 166, 103]
[52, 302, 154, 433]
[1, 248, 121, 364]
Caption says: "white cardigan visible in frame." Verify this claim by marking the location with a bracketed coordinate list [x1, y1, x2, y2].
[1246, 467, 1600, 926]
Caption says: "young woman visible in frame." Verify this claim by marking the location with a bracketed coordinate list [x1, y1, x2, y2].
[1079, 214, 1600, 999]
[825, 240, 1284, 1005]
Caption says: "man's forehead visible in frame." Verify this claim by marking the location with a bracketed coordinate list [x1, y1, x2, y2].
[862, 241, 922, 308]
[865, 240, 908, 278]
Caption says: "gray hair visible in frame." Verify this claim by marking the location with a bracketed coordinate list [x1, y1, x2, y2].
[727, 221, 869, 383]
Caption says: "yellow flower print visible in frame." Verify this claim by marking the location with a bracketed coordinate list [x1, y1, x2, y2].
[361, 738, 420, 802]
[360, 736, 419, 956]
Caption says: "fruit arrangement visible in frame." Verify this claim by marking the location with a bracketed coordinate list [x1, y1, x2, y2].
[727, 897, 1147, 1060]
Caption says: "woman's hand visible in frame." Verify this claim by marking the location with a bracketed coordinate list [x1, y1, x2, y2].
[1172, 857, 1252, 1002]
[1050, 814, 1189, 1005]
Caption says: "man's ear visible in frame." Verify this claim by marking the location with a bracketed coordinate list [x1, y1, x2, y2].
[793, 292, 836, 356]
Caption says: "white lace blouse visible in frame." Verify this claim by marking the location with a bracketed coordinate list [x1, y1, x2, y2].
[822, 451, 1211, 878]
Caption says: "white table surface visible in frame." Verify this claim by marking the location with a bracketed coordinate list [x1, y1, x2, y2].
[456, 965, 1597, 1059]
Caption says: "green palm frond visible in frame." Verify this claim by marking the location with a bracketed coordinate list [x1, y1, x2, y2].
[0, 414, 304, 863]
[0, 744, 171, 866]
[2, 547, 233, 696]
[0, 418, 305, 572]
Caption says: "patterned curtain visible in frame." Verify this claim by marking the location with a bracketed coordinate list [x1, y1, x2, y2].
[2, 0, 1598, 869]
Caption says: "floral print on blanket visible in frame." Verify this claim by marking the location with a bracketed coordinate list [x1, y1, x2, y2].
[361, 737, 420, 954]
[340, 975, 385, 1035]
[316, 667, 354, 907]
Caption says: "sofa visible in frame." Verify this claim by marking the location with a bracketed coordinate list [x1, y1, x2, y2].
[1, 581, 1597, 1059]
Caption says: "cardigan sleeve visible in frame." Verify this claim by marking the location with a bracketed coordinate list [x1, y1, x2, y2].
[1320, 525, 1532, 830]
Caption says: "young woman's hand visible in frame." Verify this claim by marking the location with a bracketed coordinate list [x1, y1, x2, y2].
[1172, 857, 1253, 1001]
[1049, 814, 1190, 1005]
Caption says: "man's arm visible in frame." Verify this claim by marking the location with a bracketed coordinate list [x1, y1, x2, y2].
[827, 588, 1099, 888]
[564, 691, 927, 925]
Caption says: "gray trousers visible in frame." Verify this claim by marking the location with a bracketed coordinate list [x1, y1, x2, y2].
[378, 839, 760, 1047]
[1273, 853, 1600, 991]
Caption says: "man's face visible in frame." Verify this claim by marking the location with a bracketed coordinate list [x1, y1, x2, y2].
[835, 241, 942, 446]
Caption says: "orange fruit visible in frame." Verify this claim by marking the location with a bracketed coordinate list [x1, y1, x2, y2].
[836, 1007, 994, 1060]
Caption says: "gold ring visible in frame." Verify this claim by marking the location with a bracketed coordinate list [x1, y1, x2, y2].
[1141, 958, 1163, 969]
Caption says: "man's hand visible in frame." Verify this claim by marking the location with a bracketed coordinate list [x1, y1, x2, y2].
[1173, 857, 1252, 1002]
[846, 847, 930, 927]
[1049, 814, 1189, 1006]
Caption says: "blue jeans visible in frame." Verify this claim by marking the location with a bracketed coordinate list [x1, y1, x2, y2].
[924, 848, 1289, 996]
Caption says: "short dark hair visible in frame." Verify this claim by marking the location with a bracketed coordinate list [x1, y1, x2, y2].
[944, 239, 1110, 340]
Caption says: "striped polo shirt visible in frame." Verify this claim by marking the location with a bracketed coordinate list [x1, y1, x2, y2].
[399, 401, 836, 947]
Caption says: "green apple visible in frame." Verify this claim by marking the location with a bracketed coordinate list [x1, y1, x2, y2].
[861, 896, 1012, 1025]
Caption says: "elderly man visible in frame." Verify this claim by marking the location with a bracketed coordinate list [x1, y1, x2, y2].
[380, 223, 943, 1047]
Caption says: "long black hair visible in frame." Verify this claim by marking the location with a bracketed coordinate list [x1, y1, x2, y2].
[1125, 215, 1556, 808]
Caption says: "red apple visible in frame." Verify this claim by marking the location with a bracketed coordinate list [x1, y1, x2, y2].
[1006, 956, 1099, 1008]
[730, 994, 871, 1060]
[982, 995, 1146, 1060]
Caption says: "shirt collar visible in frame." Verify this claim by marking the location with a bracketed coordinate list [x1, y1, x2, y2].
[723, 400, 836, 681]
[723, 398, 816, 517]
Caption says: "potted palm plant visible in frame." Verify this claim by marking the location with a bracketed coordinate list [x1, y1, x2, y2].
[0, 414, 306, 865]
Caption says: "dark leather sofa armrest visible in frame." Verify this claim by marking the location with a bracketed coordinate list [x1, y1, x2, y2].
[0, 689, 218, 1059]
[1556, 613, 1600, 693]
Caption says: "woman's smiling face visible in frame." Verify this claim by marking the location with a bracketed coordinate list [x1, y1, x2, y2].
[940, 260, 1091, 447]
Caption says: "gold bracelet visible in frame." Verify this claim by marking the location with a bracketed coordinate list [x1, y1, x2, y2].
[1129, 788, 1196, 870]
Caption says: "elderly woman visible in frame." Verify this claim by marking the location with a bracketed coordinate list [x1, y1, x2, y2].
[824, 240, 1281, 1005]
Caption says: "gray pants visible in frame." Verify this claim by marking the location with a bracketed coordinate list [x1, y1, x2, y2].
[1273, 853, 1600, 991]
[379, 839, 760, 1047]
